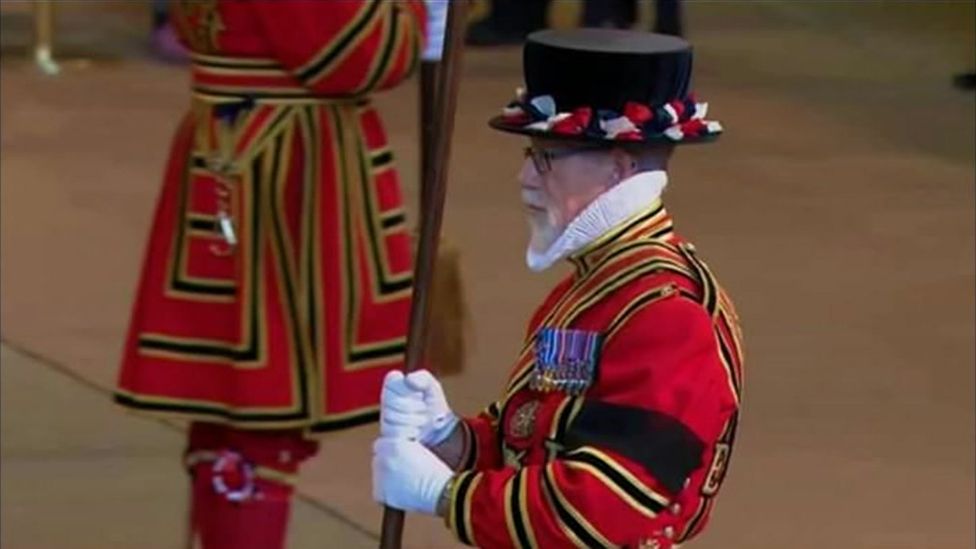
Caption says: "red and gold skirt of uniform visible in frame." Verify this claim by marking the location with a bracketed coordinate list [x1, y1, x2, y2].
[116, 56, 412, 432]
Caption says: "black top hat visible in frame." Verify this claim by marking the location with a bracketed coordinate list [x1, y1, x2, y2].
[489, 29, 722, 145]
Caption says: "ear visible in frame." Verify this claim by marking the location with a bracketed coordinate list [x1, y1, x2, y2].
[609, 148, 638, 181]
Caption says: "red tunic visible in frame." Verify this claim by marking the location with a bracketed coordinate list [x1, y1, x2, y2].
[116, 0, 426, 431]
[448, 204, 744, 548]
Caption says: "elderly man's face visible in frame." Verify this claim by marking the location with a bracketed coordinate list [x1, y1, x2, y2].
[518, 139, 620, 253]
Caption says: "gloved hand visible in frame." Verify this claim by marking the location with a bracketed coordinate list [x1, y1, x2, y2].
[379, 370, 458, 446]
[372, 437, 453, 515]
[379, 371, 426, 441]
[422, 0, 448, 61]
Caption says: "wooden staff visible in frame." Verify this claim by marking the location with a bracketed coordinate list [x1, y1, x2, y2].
[419, 60, 440, 213]
[419, 39, 467, 379]
[378, 0, 469, 547]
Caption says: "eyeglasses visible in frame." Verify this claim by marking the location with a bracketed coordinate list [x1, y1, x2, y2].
[523, 145, 608, 174]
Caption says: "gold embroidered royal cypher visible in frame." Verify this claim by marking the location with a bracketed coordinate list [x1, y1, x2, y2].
[508, 400, 540, 439]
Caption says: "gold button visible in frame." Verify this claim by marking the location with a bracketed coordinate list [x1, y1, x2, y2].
[664, 526, 675, 539]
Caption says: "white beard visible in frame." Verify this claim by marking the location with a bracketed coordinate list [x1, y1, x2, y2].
[525, 171, 668, 272]
[526, 210, 563, 254]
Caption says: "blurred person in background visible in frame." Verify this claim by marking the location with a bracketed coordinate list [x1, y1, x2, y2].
[467, 0, 683, 47]
[953, 71, 975, 90]
[149, 0, 188, 63]
[582, 0, 683, 36]
[466, 0, 549, 46]
[116, 1, 433, 548]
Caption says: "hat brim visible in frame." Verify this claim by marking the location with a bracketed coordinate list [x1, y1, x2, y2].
[488, 115, 721, 145]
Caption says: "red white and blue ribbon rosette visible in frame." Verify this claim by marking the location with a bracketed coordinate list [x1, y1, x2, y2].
[211, 450, 258, 503]
[499, 88, 722, 142]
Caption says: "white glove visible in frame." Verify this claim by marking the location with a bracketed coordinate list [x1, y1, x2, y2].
[372, 437, 453, 515]
[422, 0, 448, 61]
[379, 370, 458, 446]
[379, 371, 426, 440]
[405, 370, 458, 445]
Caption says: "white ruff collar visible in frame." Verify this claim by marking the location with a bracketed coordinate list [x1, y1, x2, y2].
[526, 170, 668, 272]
